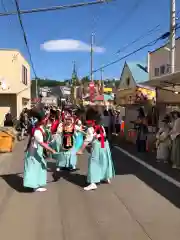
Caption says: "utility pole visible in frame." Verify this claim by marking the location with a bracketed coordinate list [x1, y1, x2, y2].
[90, 33, 94, 83]
[89, 33, 95, 102]
[35, 77, 38, 98]
[170, 0, 176, 73]
[100, 67, 104, 94]
[100, 67, 103, 82]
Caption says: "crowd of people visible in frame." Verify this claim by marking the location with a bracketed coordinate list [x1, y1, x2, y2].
[23, 105, 115, 192]
[156, 111, 180, 169]
[132, 107, 180, 170]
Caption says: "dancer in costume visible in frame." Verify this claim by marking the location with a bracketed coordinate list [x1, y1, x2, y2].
[77, 108, 115, 191]
[24, 111, 56, 192]
[74, 119, 85, 152]
[53, 116, 77, 171]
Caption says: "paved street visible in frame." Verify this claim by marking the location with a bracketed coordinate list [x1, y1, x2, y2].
[0, 141, 180, 240]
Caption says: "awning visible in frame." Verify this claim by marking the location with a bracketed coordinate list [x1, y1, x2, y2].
[141, 71, 180, 92]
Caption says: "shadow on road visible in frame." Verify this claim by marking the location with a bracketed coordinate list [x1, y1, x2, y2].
[0, 174, 33, 193]
[52, 169, 86, 188]
[112, 148, 180, 209]
[47, 161, 56, 172]
[62, 172, 87, 187]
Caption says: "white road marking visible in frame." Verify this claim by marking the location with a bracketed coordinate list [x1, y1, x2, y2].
[114, 146, 180, 189]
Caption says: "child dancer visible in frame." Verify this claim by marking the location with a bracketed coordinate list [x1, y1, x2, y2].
[77, 108, 115, 191]
[24, 111, 56, 192]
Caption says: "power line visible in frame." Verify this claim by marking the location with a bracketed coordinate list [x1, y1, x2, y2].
[116, 24, 161, 54]
[14, 0, 37, 79]
[98, 0, 144, 46]
[0, 0, 112, 17]
[90, 26, 180, 75]
[77, 0, 145, 73]
[92, 39, 160, 74]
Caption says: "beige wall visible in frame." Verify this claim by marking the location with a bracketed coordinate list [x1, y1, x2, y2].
[119, 63, 136, 89]
[157, 88, 180, 104]
[148, 39, 180, 79]
[116, 63, 137, 105]
[0, 49, 31, 118]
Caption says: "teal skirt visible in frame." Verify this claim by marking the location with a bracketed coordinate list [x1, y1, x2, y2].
[87, 140, 115, 184]
[55, 148, 77, 169]
[51, 134, 77, 169]
[75, 132, 84, 151]
[23, 147, 47, 189]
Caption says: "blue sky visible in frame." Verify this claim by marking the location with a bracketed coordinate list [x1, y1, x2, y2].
[0, 0, 180, 81]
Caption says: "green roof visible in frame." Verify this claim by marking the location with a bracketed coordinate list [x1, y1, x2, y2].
[127, 62, 148, 83]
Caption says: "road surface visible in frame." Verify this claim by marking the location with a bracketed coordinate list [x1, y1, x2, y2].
[0, 141, 180, 240]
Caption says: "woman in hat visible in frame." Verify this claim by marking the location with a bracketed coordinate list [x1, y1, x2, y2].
[77, 108, 115, 191]
[24, 110, 56, 192]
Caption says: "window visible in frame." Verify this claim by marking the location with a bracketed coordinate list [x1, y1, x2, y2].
[160, 65, 165, 75]
[154, 68, 159, 77]
[126, 77, 130, 86]
[22, 65, 27, 85]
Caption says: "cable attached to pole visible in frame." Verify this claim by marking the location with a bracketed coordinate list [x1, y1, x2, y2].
[14, 0, 38, 97]
[89, 28, 180, 75]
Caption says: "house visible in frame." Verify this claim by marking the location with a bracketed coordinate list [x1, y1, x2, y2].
[0, 49, 31, 123]
[116, 61, 150, 105]
[118, 61, 148, 90]
[148, 38, 180, 79]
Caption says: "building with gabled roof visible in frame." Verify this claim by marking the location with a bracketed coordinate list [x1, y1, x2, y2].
[116, 61, 155, 106]
[118, 61, 148, 90]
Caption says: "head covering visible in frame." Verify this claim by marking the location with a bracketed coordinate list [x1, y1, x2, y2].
[30, 109, 47, 123]
[86, 107, 98, 121]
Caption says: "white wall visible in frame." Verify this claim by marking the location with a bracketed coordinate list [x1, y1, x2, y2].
[148, 39, 180, 79]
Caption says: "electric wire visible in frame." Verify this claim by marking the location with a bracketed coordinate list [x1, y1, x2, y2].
[89, 25, 180, 75]
[0, 0, 111, 17]
[116, 24, 161, 54]
[14, 0, 37, 78]
[98, 0, 144, 46]
[77, 0, 147, 74]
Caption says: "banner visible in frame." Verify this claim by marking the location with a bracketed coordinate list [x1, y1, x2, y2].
[89, 82, 95, 102]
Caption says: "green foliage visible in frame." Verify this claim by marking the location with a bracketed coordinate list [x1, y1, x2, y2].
[31, 78, 66, 87]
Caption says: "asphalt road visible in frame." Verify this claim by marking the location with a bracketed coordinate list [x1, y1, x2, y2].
[0, 141, 180, 240]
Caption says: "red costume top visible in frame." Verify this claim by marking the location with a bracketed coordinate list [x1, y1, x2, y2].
[51, 119, 59, 134]
[86, 120, 105, 148]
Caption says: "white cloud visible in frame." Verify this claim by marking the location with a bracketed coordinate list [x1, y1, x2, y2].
[41, 39, 105, 53]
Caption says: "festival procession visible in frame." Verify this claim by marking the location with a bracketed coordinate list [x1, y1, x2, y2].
[23, 105, 115, 192]
[1, 0, 180, 239]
